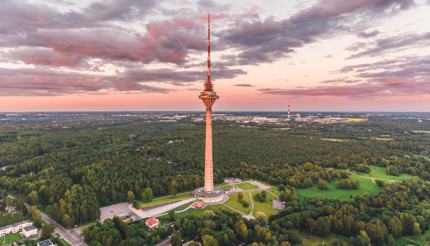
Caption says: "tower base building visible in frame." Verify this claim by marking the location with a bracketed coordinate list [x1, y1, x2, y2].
[193, 187, 225, 204]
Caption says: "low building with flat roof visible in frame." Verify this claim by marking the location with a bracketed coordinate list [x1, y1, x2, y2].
[22, 225, 38, 238]
[37, 239, 54, 246]
[0, 220, 33, 237]
[145, 217, 159, 229]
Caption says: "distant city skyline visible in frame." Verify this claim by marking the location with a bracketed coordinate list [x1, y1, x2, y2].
[0, 0, 429, 112]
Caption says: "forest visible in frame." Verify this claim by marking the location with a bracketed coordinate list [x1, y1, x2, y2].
[0, 112, 429, 244]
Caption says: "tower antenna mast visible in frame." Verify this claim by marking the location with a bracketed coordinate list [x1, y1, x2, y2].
[205, 14, 212, 92]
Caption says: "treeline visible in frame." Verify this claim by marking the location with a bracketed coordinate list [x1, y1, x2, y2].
[336, 179, 359, 190]
[271, 178, 430, 245]
[1, 118, 429, 228]
[84, 177, 430, 245]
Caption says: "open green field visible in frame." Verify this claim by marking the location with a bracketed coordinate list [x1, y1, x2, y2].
[0, 212, 28, 227]
[363, 166, 412, 182]
[0, 233, 21, 245]
[298, 175, 380, 201]
[173, 205, 229, 219]
[140, 192, 192, 207]
[235, 182, 258, 190]
[298, 166, 411, 201]
[216, 183, 233, 190]
[225, 192, 251, 214]
[251, 190, 277, 217]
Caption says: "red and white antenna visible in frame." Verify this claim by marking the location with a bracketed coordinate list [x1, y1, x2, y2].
[204, 14, 212, 92]
[288, 104, 291, 119]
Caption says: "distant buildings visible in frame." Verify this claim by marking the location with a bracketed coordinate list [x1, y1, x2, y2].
[145, 217, 159, 229]
[0, 220, 35, 237]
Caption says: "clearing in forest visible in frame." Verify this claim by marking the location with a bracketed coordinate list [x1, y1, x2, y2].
[225, 192, 252, 214]
[298, 166, 412, 201]
[251, 190, 278, 217]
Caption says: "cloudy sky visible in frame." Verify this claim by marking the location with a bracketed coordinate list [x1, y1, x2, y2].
[0, 0, 429, 111]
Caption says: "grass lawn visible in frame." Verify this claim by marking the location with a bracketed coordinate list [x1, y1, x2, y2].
[0, 211, 28, 227]
[298, 166, 412, 201]
[298, 176, 380, 201]
[140, 192, 192, 207]
[173, 205, 230, 219]
[0, 232, 21, 244]
[225, 192, 251, 214]
[216, 183, 233, 190]
[364, 166, 412, 182]
[251, 191, 277, 217]
[235, 182, 258, 190]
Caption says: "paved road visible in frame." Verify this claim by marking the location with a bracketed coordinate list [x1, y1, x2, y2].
[39, 210, 87, 246]
[10, 194, 87, 246]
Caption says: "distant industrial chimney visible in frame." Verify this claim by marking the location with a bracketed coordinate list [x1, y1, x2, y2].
[288, 104, 291, 119]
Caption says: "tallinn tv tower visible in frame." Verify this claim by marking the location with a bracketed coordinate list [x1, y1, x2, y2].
[193, 14, 225, 204]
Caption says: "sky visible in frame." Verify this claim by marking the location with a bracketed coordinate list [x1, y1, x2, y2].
[0, 0, 429, 112]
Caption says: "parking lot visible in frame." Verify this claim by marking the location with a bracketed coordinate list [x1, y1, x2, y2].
[100, 202, 142, 222]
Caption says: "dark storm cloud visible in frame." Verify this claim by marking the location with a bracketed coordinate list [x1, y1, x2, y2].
[348, 32, 430, 58]
[260, 55, 430, 97]
[221, 0, 419, 65]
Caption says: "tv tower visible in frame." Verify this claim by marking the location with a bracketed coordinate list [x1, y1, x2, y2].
[194, 14, 224, 203]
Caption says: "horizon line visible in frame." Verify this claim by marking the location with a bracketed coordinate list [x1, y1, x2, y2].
[1, 110, 429, 113]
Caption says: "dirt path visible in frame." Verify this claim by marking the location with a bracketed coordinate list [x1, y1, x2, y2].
[247, 192, 254, 218]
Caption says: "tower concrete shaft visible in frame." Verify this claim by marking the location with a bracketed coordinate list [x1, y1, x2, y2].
[199, 14, 218, 193]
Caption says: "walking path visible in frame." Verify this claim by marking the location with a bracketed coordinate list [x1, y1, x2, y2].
[130, 198, 196, 219]
[244, 192, 255, 220]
